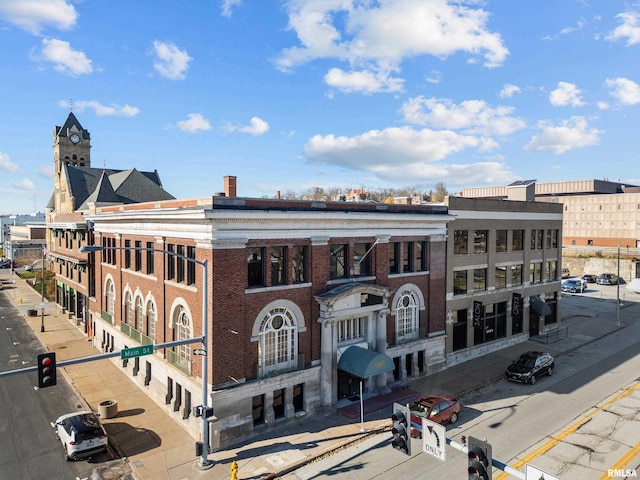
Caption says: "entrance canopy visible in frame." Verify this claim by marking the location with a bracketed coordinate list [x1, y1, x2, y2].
[338, 346, 394, 378]
[530, 296, 551, 316]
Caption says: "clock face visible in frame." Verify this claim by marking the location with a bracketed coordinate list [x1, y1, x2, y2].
[70, 134, 80, 144]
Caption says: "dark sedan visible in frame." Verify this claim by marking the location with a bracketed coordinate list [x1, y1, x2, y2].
[408, 395, 461, 437]
[505, 351, 554, 385]
[581, 274, 597, 283]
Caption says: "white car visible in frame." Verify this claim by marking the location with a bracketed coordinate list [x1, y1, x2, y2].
[53, 411, 108, 460]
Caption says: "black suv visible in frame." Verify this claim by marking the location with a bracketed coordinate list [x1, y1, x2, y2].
[505, 351, 554, 385]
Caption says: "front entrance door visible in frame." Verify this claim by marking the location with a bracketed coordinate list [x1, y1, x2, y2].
[529, 314, 539, 336]
[337, 370, 361, 400]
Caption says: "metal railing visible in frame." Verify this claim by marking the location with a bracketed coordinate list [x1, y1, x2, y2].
[167, 349, 191, 375]
[120, 322, 153, 345]
[257, 353, 305, 378]
[101, 310, 113, 325]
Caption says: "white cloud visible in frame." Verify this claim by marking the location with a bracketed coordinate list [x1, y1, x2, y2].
[37, 38, 92, 76]
[607, 11, 640, 46]
[0, 152, 19, 172]
[597, 101, 610, 110]
[425, 70, 441, 85]
[225, 117, 270, 136]
[176, 113, 212, 133]
[303, 126, 517, 186]
[39, 165, 54, 178]
[400, 96, 526, 137]
[62, 100, 139, 117]
[276, 0, 508, 93]
[559, 18, 587, 36]
[324, 67, 403, 94]
[524, 116, 602, 154]
[304, 126, 497, 169]
[221, 0, 242, 18]
[0, 0, 77, 35]
[500, 84, 521, 98]
[549, 82, 585, 107]
[152, 41, 192, 80]
[240, 117, 270, 136]
[14, 179, 35, 191]
[605, 77, 640, 106]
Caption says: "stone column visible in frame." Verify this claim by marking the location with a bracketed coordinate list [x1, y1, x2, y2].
[320, 317, 335, 406]
[376, 308, 391, 394]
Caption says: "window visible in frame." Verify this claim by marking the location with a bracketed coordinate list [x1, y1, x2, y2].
[473, 268, 487, 292]
[173, 306, 192, 374]
[454, 230, 468, 254]
[474, 302, 507, 345]
[388, 242, 400, 274]
[176, 245, 185, 283]
[496, 230, 507, 253]
[511, 264, 523, 286]
[452, 309, 467, 352]
[248, 247, 265, 287]
[453, 270, 467, 295]
[146, 300, 156, 341]
[291, 246, 308, 283]
[530, 262, 542, 284]
[415, 241, 428, 271]
[402, 242, 413, 272]
[551, 229, 558, 248]
[124, 292, 133, 326]
[124, 240, 131, 269]
[106, 279, 115, 315]
[474, 231, 487, 253]
[270, 246, 286, 285]
[395, 290, 419, 342]
[337, 316, 365, 342]
[135, 296, 143, 331]
[545, 230, 552, 249]
[546, 260, 557, 281]
[495, 266, 507, 289]
[353, 243, 371, 276]
[134, 240, 142, 272]
[258, 307, 297, 375]
[531, 229, 544, 250]
[330, 244, 347, 279]
[146, 242, 154, 274]
[187, 246, 196, 285]
[512, 230, 524, 251]
[167, 244, 175, 280]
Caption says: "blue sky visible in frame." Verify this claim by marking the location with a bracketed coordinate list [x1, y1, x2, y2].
[1, 0, 640, 215]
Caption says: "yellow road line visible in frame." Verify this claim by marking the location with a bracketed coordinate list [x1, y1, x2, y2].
[599, 441, 640, 480]
[494, 381, 640, 480]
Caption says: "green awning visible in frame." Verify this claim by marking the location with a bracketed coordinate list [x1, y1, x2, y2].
[338, 346, 394, 378]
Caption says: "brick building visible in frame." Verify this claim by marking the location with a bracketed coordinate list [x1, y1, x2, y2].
[83, 184, 452, 448]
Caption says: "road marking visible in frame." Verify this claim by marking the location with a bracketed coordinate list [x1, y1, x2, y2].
[599, 441, 640, 480]
[494, 380, 640, 480]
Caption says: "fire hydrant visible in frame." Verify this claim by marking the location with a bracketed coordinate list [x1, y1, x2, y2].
[230, 460, 238, 480]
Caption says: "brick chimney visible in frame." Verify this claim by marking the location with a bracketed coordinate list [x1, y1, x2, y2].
[224, 176, 237, 197]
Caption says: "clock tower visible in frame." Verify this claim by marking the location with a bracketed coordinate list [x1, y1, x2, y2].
[52, 112, 91, 214]
[53, 111, 91, 176]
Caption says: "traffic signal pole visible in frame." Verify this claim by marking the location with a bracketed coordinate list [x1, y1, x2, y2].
[445, 437, 525, 480]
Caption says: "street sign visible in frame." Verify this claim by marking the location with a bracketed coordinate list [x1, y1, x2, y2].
[421, 417, 446, 461]
[121, 345, 154, 359]
[526, 464, 560, 480]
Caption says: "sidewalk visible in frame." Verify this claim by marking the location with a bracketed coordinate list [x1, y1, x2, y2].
[3, 269, 639, 480]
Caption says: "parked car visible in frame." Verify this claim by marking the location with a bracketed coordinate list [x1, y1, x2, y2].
[561, 268, 570, 279]
[505, 351, 555, 385]
[53, 411, 108, 460]
[561, 279, 585, 293]
[408, 395, 461, 437]
[596, 273, 619, 285]
[581, 274, 597, 283]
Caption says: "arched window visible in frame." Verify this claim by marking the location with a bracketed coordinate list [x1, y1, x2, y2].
[395, 289, 419, 342]
[106, 279, 115, 316]
[124, 292, 133, 326]
[258, 307, 297, 376]
[135, 296, 144, 331]
[146, 300, 156, 341]
[172, 306, 191, 373]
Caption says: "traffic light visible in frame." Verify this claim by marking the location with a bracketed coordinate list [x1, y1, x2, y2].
[391, 403, 411, 456]
[468, 436, 492, 480]
[37, 352, 57, 388]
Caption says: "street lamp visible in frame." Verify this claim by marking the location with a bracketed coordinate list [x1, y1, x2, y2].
[616, 243, 621, 327]
[80, 244, 213, 469]
[41, 247, 45, 332]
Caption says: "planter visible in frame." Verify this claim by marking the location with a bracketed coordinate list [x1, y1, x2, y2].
[27, 309, 37, 317]
[98, 399, 118, 418]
